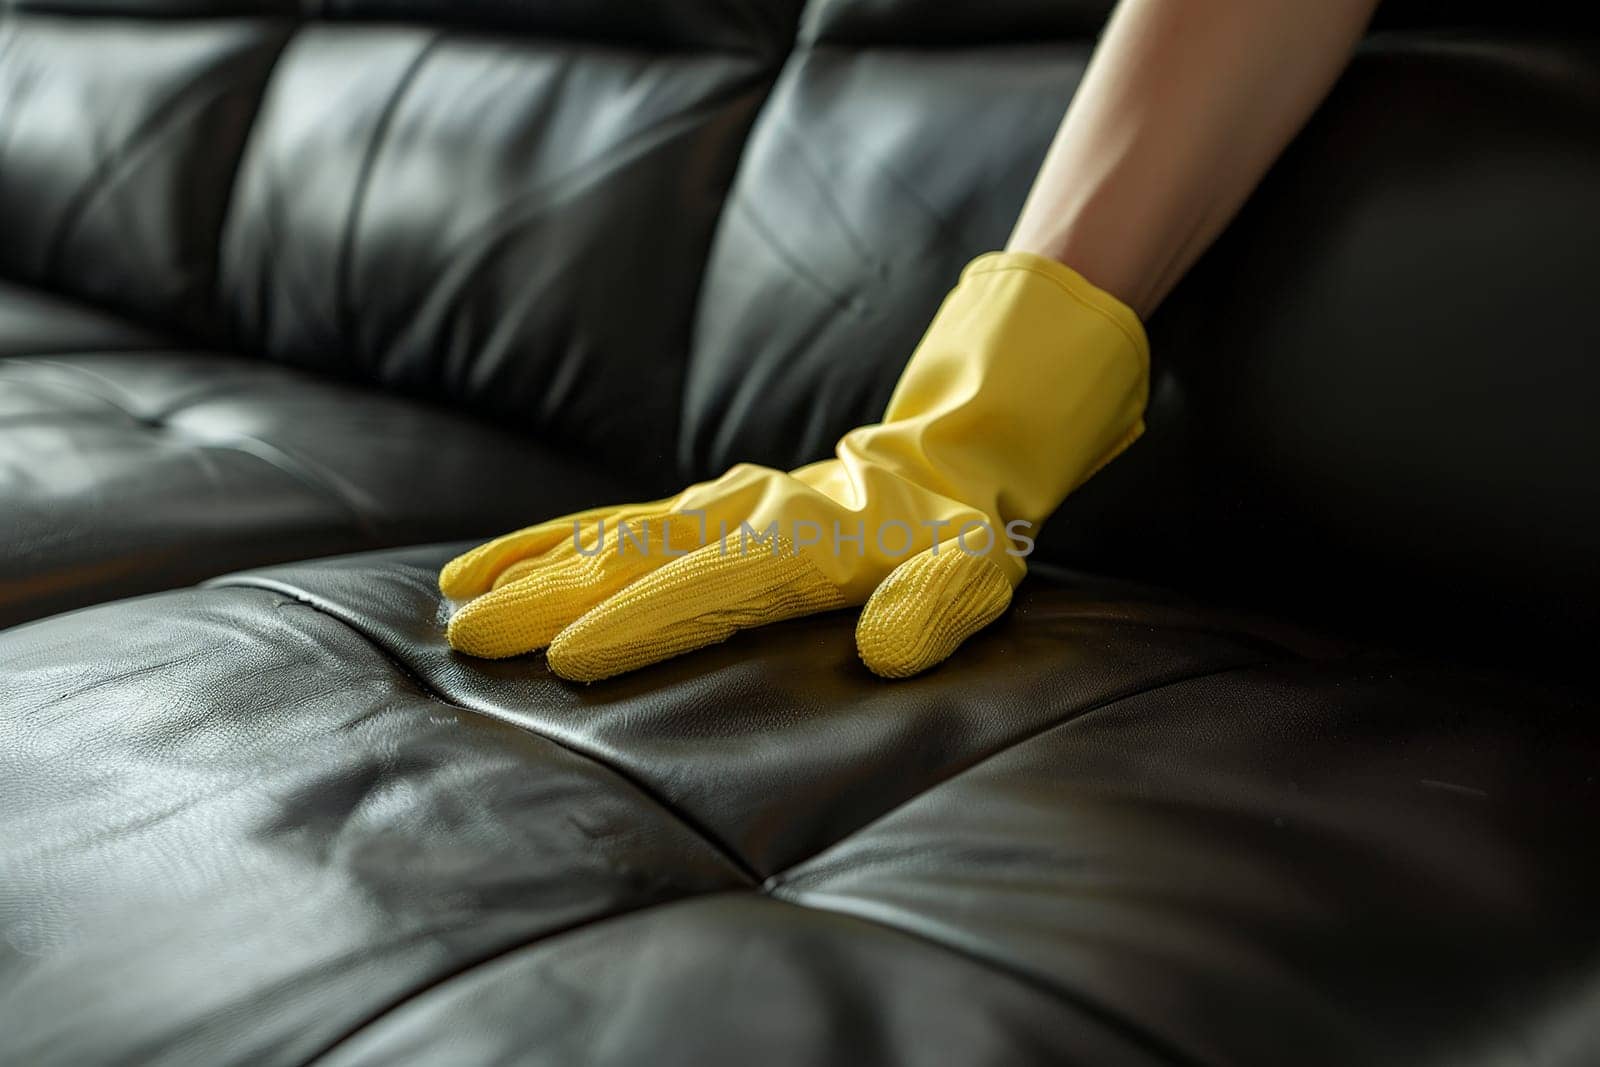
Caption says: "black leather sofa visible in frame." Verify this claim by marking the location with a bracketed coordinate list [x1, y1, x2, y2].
[2, 1, 1597, 1064]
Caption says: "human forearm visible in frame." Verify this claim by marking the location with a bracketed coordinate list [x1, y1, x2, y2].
[1007, 0, 1381, 317]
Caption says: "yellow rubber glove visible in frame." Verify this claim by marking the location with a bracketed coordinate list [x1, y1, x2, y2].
[441, 252, 1148, 681]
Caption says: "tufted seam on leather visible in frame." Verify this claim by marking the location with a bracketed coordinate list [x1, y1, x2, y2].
[0, 357, 386, 537]
[763, 654, 1290, 882]
[299, 893, 743, 1067]
[147, 378, 292, 420]
[210, 574, 766, 887]
[334, 30, 447, 365]
[206, 23, 296, 340]
[300, 885, 1204, 1067]
[758, 889, 1208, 1067]
[0, 357, 164, 418]
[0, 355, 274, 419]
[210, 565, 1314, 888]
[190, 432, 387, 540]
[673, 46, 809, 481]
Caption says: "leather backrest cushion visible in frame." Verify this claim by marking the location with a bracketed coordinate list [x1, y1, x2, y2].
[684, 30, 1600, 648]
[317, 0, 803, 54]
[2, 0, 803, 46]
[0, 12, 288, 334]
[800, 0, 1595, 46]
[218, 25, 777, 482]
[1093, 34, 1600, 646]
[799, 0, 1113, 46]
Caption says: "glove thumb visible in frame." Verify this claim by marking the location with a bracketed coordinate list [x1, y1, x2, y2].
[855, 538, 1015, 679]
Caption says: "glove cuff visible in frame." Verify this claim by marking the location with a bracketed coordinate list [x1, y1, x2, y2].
[960, 251, 1150, 375]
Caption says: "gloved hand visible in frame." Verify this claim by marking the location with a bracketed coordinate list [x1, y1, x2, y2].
[441, 251, 1149, 681]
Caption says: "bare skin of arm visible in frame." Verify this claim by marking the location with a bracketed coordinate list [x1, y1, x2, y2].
[1007, 0, 1383, 318]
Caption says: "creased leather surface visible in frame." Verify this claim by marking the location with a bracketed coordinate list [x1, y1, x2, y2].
[213, 546, 1336, 876]
[771, 661, 1600, 1065]
[220, 26, 774, 480]
[1, 550, 1594, 1065]
[0, 587, 750, 1065]
[0, 352, 646, 627]
[0, 13, 289, 335]
[315, 894, 1174, 1067]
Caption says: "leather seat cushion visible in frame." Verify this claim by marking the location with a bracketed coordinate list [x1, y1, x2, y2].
[0, 351, 644, 627]
[0, 279, 171, 358]
[1, 547, 1593, 1065]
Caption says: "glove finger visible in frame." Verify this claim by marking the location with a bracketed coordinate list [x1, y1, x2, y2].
[490, 527, 594, 590]
[547, 536, 847, 683]
[855, 539, 1014, 679]
[438, 499, 674, 599]
[438, 504, 609, 599]
[446, 513, 702, 659]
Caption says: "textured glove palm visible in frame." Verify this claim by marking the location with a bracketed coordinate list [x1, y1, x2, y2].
[441, 252, 1149, 681]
